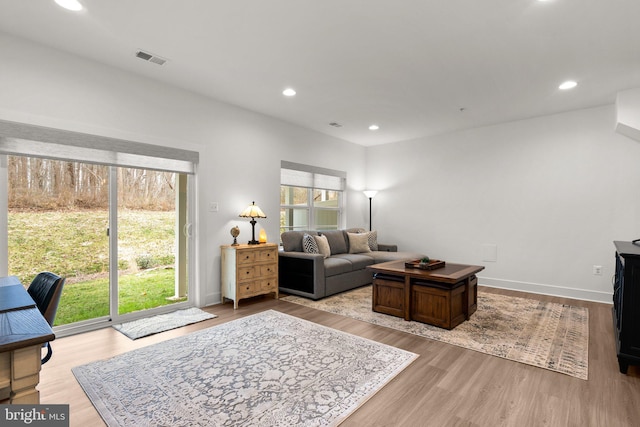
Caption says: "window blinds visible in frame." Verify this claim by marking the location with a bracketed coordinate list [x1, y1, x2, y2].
[280, 160, 345, 191]
[0, 119, 198, 174]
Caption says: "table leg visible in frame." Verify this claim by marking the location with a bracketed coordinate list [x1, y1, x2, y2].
[404, 276, 411, 321]
[5, 346, 42, 404]
[463, 278, 470, 320]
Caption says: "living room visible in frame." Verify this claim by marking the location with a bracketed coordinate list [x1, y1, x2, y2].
[1, 1, 640, 425]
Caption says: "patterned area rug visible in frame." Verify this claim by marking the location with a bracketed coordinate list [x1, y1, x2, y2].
[282, 286, 589, 380]
[74, 310, 417, 426]
[112, 307, 216, 339]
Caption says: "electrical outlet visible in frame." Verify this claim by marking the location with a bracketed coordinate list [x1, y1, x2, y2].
[593, 265, 602, 276]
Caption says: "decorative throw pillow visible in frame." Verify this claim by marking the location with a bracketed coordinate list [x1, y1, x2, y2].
[302, 233, 319, 254]
[367, 230, 378, 251]
[320, 230, 348, 254]
[348, 232, 371, 254]
[313, 234, 331, 258]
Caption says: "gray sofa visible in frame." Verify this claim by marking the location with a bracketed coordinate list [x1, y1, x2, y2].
[278, 228, 424, 300]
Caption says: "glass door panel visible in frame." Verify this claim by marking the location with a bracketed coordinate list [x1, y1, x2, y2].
[7, 156, 110, 326]
[116, 167, 185, 315]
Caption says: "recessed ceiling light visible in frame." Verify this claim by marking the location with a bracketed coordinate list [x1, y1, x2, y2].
[54, 0, 83, 11]
[559, 80, 578, 90]
[369, 124, 380, 131]
[282, 88, 296, 97]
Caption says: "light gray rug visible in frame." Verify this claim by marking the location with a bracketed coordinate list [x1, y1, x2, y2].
[112, 307, 216, 339]
[282, 286, 589, 380]
[74, 310, 418, 426]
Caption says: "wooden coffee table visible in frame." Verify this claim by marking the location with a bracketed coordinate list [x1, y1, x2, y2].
[367, 260, 484, 329]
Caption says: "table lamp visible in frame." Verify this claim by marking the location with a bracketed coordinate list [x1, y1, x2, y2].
[239, 201, 267, 245]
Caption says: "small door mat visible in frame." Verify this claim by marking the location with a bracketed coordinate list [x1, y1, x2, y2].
[113, 307, 216, 339]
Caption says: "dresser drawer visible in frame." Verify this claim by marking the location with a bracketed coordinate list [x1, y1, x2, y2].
[237, 251, 256, 265]
[261, 278, 277, 292]
[256, 248, 277, 263]
[237, 266, 257, 281]
[238, 281, 260, 297]
[259, 264, 277, 277]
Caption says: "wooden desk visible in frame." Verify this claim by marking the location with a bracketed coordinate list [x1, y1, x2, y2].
[0, 276, 54, 404]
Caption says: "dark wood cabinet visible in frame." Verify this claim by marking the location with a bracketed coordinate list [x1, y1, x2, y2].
[613, 241, 640, 373]
[369, 261, 483, 330]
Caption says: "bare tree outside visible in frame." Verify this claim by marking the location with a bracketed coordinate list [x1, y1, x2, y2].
[8, 157, 175, 211]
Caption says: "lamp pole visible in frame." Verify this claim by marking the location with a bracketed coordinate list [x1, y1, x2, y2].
[363, 190, 378, 231]
[368, 197, 373, 231]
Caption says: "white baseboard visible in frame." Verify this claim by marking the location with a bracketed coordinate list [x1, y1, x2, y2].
[205, 291, 222, 307]
[478, 276, 612, 304]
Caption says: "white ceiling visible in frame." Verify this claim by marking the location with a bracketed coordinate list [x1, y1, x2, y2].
[0, 0, 639, 146]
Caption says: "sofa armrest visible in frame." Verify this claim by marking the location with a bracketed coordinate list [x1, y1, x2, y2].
[377, 244, 398, 252]
[278, 251, 327, 299]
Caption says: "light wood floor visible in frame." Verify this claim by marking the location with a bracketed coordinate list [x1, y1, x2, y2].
[39, 286, 639, 427]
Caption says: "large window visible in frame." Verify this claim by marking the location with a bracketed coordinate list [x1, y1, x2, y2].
[280, 161, 345, 235]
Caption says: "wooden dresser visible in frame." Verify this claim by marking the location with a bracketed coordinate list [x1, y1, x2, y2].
[221, 243, 278, 309]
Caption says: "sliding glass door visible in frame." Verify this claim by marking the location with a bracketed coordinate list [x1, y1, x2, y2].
[6, 155, 190, 328]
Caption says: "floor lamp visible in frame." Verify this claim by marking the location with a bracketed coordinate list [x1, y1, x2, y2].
[363, 190, 378, 231]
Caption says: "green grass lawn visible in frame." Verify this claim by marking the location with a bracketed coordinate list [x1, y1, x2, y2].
[55, 268, 182, 326]
[8, 209, 182, 326]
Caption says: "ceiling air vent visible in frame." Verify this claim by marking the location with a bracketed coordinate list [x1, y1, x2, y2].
[135, 50, 168, 66]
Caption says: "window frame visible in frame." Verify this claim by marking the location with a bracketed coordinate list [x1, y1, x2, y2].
[0, 120, 199, 337]
[280, 161, 346, 235]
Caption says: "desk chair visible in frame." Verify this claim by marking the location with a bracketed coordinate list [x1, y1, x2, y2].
[27, 272, 65, 364]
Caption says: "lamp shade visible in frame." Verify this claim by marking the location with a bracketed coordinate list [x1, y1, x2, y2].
[363, 190, 378, 199]
[239, 201, 267, 219]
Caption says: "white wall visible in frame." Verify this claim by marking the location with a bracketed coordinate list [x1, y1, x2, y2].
[3, 32, 635, 305]
[367, 105, 640, 302]
[0, 33, 367, 306]
[616, 88, 640, 142]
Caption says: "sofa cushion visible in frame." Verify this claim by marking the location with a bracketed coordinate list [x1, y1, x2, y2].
[345, 228, 378, 251]
[347, 232, 371, 254]
[332, 253, 375, 270]
[320, 230, 348, 254]
[281, 231, 305, 252]
[323, 257, 353, 277]
[367, 230, 378, 251]
[346, 227, 366, 234]
[302, 233, 319, 254]
[281, 230, 317, 252]
[313, 234, 331, 258]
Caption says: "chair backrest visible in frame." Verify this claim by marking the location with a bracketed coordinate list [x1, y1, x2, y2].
[27, 272, 65, 326]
